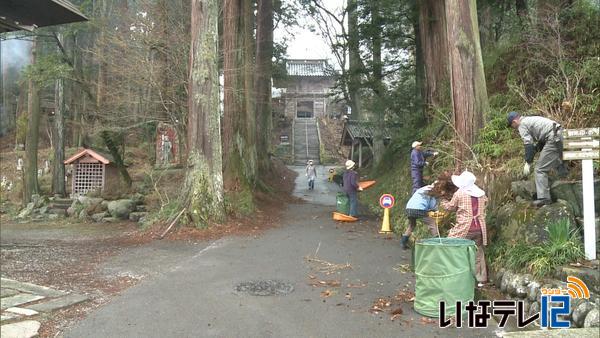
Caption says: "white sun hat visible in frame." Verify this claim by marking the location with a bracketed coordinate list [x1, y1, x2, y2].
[451, 170, 485, 197]
[345, 160, 356, 170]
[412, 141, 422, 148]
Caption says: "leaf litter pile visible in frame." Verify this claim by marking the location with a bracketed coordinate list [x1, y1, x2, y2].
[369, 289, 416, 322]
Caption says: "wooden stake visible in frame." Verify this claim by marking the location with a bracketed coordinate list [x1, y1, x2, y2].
[159, 208, 186, 239]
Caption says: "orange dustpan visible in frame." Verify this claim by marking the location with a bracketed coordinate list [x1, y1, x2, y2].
[359, 180, 376, 190]
[332, 212, 358, 222]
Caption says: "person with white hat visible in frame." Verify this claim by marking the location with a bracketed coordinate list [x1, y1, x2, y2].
[343, 160, 363, 217]
[410, 141, 438, 194]
[306, 160, 317, 190]
[441, 170, 488, 286]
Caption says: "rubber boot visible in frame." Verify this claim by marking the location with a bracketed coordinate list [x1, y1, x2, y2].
[400, 235, 410, 250]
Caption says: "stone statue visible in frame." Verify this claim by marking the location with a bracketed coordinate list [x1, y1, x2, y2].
[161, 134, 172, 165]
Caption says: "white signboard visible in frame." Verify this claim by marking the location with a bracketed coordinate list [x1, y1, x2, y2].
[563, 150, 600, 160]
[564, 139, 600, 150]
[564, 127, 600, 138]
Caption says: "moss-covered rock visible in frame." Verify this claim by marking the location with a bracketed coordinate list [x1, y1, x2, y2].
[493, 200, 575, 245]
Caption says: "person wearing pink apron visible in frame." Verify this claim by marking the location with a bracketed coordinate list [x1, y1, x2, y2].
[442, 171, 488, 287]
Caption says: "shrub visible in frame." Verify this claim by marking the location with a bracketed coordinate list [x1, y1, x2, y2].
[487, 218, 584, 278]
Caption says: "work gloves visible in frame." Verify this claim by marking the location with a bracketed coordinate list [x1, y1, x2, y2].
[523, 163, 531, 176]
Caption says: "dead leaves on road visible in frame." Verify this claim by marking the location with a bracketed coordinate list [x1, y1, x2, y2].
[304, 255, 352, 275]
[308, 279, 341, 287]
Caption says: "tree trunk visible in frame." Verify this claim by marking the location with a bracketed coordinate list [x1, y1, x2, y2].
[445, 0, 489, 169]
[419, 0, 450, 115]
[223, 0, 255, 195]
[242, 0, 257, 185]
[347, 0, 362, 120]
[184, 0, 224, 226]
[413, 1, 425, 116]
[255, 0, 273, 173]
[52, 77, 66, 196]
[370, 0, 385, 165]
[516, 0, 529, 26]
[24, 36, 40, 204]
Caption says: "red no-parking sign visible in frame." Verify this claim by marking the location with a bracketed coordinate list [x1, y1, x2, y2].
[379, 194, 395, 209]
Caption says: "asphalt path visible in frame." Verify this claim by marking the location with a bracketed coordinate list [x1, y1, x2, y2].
[65, 166, 497, 337]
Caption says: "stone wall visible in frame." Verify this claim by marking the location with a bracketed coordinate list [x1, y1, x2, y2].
[492, 268, 599, 328]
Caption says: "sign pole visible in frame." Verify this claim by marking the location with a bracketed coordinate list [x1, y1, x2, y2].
[581, 159, 596, 260]
[563, 127, 598, 260]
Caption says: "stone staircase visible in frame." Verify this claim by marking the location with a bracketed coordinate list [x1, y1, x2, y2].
[47, 197, 72, 217]
[293, 118, 320, 165]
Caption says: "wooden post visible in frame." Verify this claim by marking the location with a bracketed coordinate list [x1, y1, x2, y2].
[351, 141, 355, 161]
[582, 159, 596, 260]
[563, 127, 599, 260]
[358, 141, 362, 168]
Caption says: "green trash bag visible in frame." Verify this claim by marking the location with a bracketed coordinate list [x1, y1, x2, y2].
[413, 238, 476, 318]
[336, 193, 350, 215]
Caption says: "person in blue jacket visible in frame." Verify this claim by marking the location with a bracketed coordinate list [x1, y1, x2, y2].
[410, 141, 438, 193]
[400, 181, 447, 250]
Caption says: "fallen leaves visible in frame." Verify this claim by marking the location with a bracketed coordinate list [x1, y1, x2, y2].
[420, 317, 437, 325]
[394, 290, 415, 302]
[369, 298, 392, 314]
[304, 255, 353, 275]
[390, 308, 403, 321]
[346, 282, 367, 288]
[392, 264, 411, 273]
[320, 289, 335, 298]
[308, 279, 342, 287]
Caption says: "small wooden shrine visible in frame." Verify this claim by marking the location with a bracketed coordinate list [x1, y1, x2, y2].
[64, 148, 119, 196]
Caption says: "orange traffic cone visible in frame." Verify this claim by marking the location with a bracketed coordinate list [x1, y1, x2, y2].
[379, 208, 393, 233]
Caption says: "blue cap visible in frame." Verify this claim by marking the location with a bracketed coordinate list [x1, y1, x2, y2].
[507, 111, 519, 126]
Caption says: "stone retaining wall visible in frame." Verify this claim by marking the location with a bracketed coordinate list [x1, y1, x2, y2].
[492, 269, 599, 328]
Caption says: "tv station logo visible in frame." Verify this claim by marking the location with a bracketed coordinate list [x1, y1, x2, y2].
[439, 276, 590, 329]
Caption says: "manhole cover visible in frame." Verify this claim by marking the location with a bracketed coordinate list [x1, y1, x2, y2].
[235, 280, 294, 296]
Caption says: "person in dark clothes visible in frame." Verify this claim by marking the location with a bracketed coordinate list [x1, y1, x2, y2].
[410, 141, 438, 193]
[343, 160, 363, 217]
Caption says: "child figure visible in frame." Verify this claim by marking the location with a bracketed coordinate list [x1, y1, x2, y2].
[306, 160, 317, 190]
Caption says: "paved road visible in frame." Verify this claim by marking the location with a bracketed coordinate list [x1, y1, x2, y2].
[66, 167, 497, 337]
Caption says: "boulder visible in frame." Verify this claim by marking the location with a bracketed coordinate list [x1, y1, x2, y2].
[31, 194, 46, 208]
[528, 301, 540, 318]
[573, 301, 595, 327]
[17, 202, 35, 218]
[107, 199, 136, 220]
[91, 212, 109, 222]
[551, 181, 582, 217]
[501, 271, 513, 293]
[129, 212, 148, 222]
[38, 205, 49, 214]
[511, 180, 536, 200]
[507, 274, 527, 297]
[524, 200, 576, 244]
[527, 281, 541, 301]
[493, 269, 505, 288]
[78, 209, 90, 221]
[130, 193, 145, 205]
[78, 197, 104, 214]
[583, 308, 599, 328]
[101, 217, 119, 223]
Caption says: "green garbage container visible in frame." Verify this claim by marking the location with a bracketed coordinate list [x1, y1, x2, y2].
[413, 238, 476, 318]
[336, 193, 350, 215]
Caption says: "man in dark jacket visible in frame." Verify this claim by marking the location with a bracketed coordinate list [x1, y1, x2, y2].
[410, 141, 438, 193]
[508, 112, 568, 207]
[343, 160, 362, 217]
